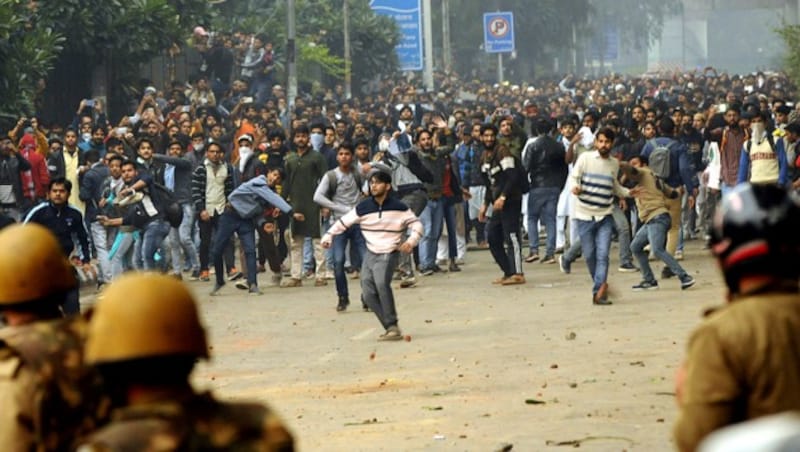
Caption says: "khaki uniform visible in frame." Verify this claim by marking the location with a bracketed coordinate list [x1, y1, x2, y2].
[674, 293, 800, 451]
[78, 391, 294, 451]
[0, 317, 110, 451]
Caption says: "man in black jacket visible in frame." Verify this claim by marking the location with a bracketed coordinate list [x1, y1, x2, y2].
[154, 140, 200, 279]
[24, 177, 91, 314]
[523, 118, 568, 264]
[79, 150, 111, 286]
[478, 124, 527, 286]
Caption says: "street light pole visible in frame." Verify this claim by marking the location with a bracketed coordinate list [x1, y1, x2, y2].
[442, 0, 452, 72]
[422, 0, 434, 91]
[344, 0, 352, 99]
[287, 0, 298, 127]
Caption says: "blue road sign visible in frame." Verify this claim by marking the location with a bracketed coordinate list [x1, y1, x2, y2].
[370, 0, 423, 71]
[483, 12, 515, 54]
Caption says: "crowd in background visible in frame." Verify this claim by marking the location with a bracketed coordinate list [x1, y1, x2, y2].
[3, 26, 799, 305]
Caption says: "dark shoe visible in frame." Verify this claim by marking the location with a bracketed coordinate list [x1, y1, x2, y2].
[210, 282, 225, 296]
[400, 272, 417, 288]
[431, 265, 444, 273]
[448, 260, 461, 272]
[680, 275, 696, 290]
[171, 272, 183, 280]
[420, 267, 435, 276]
[525, 252, 540, 263]
[662, 266, 675, 279]
[541, 255, 556, 265]
[362, 302, 370, 312]
[235, 280, 249, 290]
[337, 296, 349, 312]
[593, 282, 609, 304]
[227, 268, 243, 281]
[558, 255, 571, 274]
[618, 263, 639, 273]
[632, 280, 659, 291]
[189, 269, 200, 281]
[593, 297, 613, 306]
[248, 284, 262, 295]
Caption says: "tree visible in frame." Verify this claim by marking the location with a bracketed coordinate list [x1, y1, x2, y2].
[0, 0, 63, 130]
[33, 0, 212, 124]
[776, 23, 800, 89]
[212, 0, 399, 93]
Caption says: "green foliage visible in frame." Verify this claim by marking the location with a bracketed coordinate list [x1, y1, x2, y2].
[776, 23, 800, 89]
[0, 0, 213, 124]
[299, 41, 346, 79]
[212, 0, 399, 89]
[0, 0, 63, 127]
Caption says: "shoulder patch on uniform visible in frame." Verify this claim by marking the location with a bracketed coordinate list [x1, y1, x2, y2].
[500, 156, 515, 170]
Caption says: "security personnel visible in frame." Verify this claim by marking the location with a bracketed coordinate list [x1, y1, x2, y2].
[674, 184, 800, 451]
[79, 273, 295, 451]
[0, 224, 109, 450]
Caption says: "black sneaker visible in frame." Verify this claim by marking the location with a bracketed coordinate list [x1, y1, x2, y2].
[189, 269, 200, 281]
[420, 267, 435, 276]
[558, 255, 571, 274]
[235, 280, 249, 290]
[680, 275, 696, 290]
[541, 255, 556, 264]
[337, 296, 349, 312]
[448, 260, 461, 272]
[618, 263, 638, 273]
[661, 266, 675, 279]
[210, 282, 225, 296]
[632, 280, 659, 291]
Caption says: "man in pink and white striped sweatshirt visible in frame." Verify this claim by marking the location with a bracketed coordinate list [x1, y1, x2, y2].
[322, 171, 423, 341]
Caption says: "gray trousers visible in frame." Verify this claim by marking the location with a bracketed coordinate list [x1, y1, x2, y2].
[361, 250, 400, 330]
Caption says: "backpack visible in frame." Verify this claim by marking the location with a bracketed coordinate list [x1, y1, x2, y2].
[648, 140, 673, 180]
[745, 133, 775, 153]
[325, 168, 363, 200]
[150, 183, 184, 228]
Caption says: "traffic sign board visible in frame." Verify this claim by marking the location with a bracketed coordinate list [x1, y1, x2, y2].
[483, 12, 515, 53]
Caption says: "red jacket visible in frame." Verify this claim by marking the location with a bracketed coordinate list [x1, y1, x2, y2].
[19, 134, 49, 199]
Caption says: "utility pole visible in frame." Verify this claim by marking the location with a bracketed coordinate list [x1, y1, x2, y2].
[343, 0, 352, 99]
[287, 0, 298, 127]
[422, 0, 434, 91]
[497, 54, 503, 84]
[442, 0, 452, 72]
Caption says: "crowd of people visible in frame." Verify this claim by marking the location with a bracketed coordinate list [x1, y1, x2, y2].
[4, 55, 799, 309]
[1, 24, 800, 451]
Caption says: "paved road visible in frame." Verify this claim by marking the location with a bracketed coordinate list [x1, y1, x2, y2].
[88, 240, 723, 451]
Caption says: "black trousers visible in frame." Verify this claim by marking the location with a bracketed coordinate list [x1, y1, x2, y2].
[487, 198, 523, 277]
[198, 215, 234, 272]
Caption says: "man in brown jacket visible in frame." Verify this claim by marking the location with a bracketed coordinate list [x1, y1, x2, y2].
[673, 183, 800, 451]
[623, 156, 695, 291]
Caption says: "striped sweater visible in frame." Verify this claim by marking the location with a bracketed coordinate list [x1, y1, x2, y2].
[571, 151, 630, 221]
[322, 195, 423, 254]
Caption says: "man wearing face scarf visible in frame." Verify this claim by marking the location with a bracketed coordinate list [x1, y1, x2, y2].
[737, 110, 788, 186]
